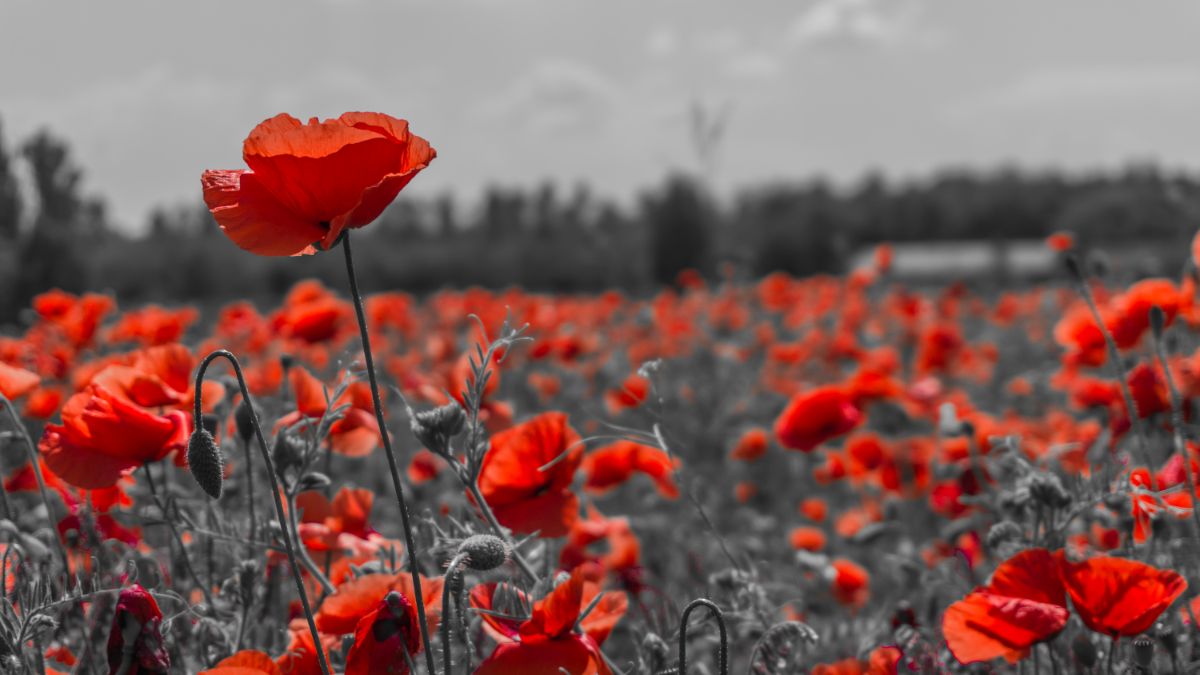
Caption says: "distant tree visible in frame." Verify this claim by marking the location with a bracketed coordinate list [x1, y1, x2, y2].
[644, 174, 712, 285]
[16, 130, 91, 304]
[0, 120, 20, 241]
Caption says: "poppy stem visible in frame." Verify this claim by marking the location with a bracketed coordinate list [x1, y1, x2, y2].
[1149, 309, 1200, 581]
[140, 463, 213, 607]
[193, 350, 330, 675]
[677, 598, 728, 675]
[0, 395, 72, 580]
[1109, 635, 1118, 674]
[464, 481, 539, 582]
[340, 231, 438, 675]
[1067, 266, 1156, 474]
[442, 552, 468, 675]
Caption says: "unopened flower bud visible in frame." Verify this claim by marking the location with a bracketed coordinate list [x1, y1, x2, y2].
[411, 402, 466, 456]
[272, 432, 304, 479]
[234, 399, 259, 442]
[1133, 634, 1154, 669]
[1150, 305, 1167, 342]
[1024, 472, 1072, 510]
[187, 428, 224, 499]
[986, 521, 1023, 550]
[1156, 622, 1177, 656]
[457, 534, 508, 571]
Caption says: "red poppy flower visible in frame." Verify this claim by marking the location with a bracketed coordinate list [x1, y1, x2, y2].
[39, 384, 189, 489]
[477, 412, 583, 537]
[790, 526, 826, 552]
[278, 367, 381, 457]
[344, 591, 422, 675]
[472, 567, 627, 675]
[296, 487, 387, 558]
[89, 343, 224, 411]
[1046, 231, 1075, 252]
[729, 427, 768, 462]
[604, 373, 649, 415]
[200, 650, 281, 675]
[830, 558, 870, 607]
[106, 585, 170, 674]
[581, 441, 679, 499]
[316, 572, 443, 638]
[560, 506, 643, 592]
[774, 386, 863, 452]
[202, 112, 436, 256]
[0, 361, 39, 400]
[1056, 551, 1187, 637]
[942, 548, 1068, 664]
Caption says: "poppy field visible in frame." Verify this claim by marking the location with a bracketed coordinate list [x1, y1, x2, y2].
[1, 112, 1199, 675]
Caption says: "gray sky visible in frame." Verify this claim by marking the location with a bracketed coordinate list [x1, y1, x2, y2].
[4, 0, 1200, 231]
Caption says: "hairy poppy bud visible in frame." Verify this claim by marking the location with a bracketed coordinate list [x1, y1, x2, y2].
[1072, 633, 1097, 668]
[411, 402, 466, 457]
[985, 521, 1023, 550]
[187, 428, 224, 499]
[1133, 634, 1155, 669]
[457, 534, 508, 571]
[1025, 472, 1071, 510]
[234, 399, 259, 442]
[272, 432, 305, 479]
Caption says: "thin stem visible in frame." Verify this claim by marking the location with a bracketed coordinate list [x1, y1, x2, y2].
[240, 433, 258, 548]
[341, 231, 437, 675]
[0, 395, 70, 576]
[193, 350, 330, 675]
[443, 552, 468, 675]
[284, 491, 335, 595]
[1070, 274, 1155, 472]
[141, 464, 213, 607]
[677, 598, 728, 675]
[1151, 318, 1200, 580]
[465, 481, 538, 582]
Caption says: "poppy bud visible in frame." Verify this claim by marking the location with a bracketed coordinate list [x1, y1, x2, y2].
[234, 399, 259, 442]
[986, 521, 1023, 550]
[1063, 252, 1084, 281]
[1072, 633, 1098, 668]
[272, 432, 305, 479]
[1156, 622, 1177, 656]
[411, 401, 466, 457]
[1024, 472, 1072, 510]
[297, 472, 332, 492]
[891, 601, 917, 630]
[457, 534, 508, 571]
[1133, 634, 1154, 669]
[187, 428, 224, 500]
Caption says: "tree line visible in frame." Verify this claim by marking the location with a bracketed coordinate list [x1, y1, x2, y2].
[1, 118, 1197, 316]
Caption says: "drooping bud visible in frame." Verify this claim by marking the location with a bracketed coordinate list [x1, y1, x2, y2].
[410, 401, 466, 457]
[234, 399, 259, 442]
[1150, 305, 1167, 342]
[457, 534, 509, 571]
[187, 428, 224, 499]
[1025, 472, 1072, 510]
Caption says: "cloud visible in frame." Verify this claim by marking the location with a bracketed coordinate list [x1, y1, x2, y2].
[788, 0, 924, 48]
[476, 60, 619, 135]
[950, 65, 1200, 116]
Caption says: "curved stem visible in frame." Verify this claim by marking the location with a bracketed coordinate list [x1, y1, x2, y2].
[193, 350, 329, 675]
[341, 231, 437, 675]
[0, 394, 72, 579]
[678, 598, 728, 675]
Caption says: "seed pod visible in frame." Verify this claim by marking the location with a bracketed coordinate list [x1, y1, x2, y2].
[457, 534, 508, 571]
[1133, 634, 1154, 669]
[187, 428, 224, 499]
[985, 521, 1023, 550]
